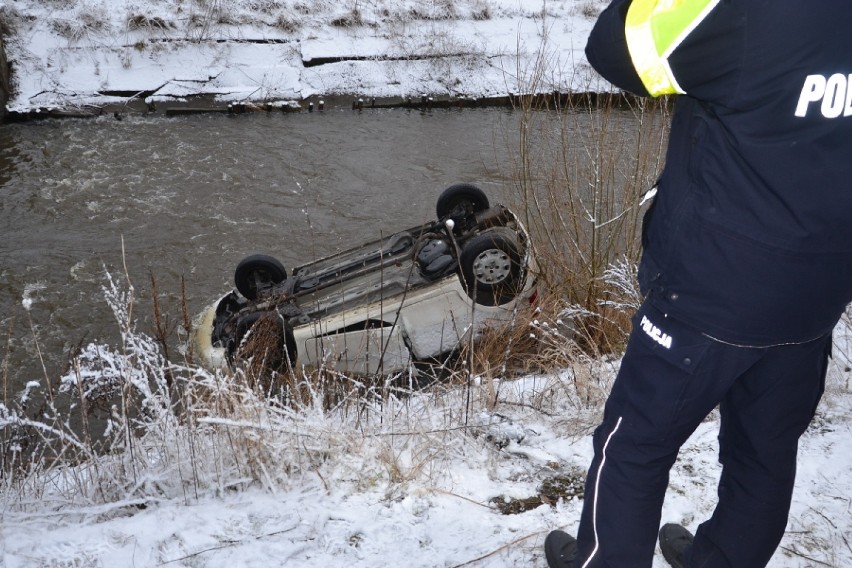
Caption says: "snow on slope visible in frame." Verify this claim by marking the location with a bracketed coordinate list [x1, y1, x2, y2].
[1, 0, 609, 113]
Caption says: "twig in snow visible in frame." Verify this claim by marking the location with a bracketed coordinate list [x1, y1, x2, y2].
[450, 529, 549, 567]
[779, 546, 833, 567]
[159, 525, 299, 565]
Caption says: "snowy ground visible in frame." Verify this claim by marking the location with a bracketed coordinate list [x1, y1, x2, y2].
[2, 2, 852, 567]
[1, 285, 851, 568]
[1, 337, 851, 568]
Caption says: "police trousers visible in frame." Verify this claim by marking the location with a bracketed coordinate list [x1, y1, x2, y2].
[573, 301, 831, 567]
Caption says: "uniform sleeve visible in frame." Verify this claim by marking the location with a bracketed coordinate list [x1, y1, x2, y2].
[664, 0, 744, 103]
[587, 0, 743, 102]
[585, 0, 650, 96]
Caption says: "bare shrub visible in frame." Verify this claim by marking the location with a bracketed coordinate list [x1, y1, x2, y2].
[0, 6, 27, 37]
[185, 0, 229, 40]
[49, 19, 85, 41]
[48, 4, 111, 41]
[484, 27, 669, 359]
[250, 0, 285, 15]
[504, 93, 668, 355]
[215, 11, 241, 25]
[0, 273, 176, 491]
[292, 1, 313, 16]
[126, 15, 175, 32]
[579, 1, 603, 19]
[233, 313, 291, 394]
[331, 9, 363, 28]
[409, 0, 459, 22]
[274, 14, 300, 33]
[43, 0, 76, 7]
[472, 7, 492, 21]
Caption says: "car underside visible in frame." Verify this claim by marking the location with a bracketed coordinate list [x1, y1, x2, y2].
[192, 184, 538, 376]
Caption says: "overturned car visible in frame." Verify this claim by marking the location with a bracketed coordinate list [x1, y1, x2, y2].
[192, 184, 538, 376]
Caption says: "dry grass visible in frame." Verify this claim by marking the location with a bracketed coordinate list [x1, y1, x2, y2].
[0, 6, 24, 37]
[498, 23, 670, 355]
[234, 312, 290, 392]
[442, 94, 668, 389]
[126, 14, 175, 32]
[14, 0, 538, 46]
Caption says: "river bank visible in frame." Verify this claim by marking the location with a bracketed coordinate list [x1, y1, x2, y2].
[0, 0, 611, 121]
[0, 33, 9, 119]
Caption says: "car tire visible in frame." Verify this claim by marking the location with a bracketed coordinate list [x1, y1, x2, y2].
[436, 183, 490, 224]
[234, 254, 287, 301]
[459, 229, 524, 306]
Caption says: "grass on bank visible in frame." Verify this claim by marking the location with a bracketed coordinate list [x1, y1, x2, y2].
[0, 1, 602, 44]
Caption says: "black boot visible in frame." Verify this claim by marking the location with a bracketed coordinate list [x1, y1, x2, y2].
[659, 523, 694, 568]
[544, 530, 577, 568]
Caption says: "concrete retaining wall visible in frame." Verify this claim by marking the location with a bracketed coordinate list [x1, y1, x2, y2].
[0, 32, 9, 121]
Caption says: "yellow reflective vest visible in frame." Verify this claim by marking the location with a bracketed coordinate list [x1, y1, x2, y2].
[625, 0, 720, 96]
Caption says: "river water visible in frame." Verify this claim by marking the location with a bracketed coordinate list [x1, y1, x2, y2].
[0, 104, 659, 394]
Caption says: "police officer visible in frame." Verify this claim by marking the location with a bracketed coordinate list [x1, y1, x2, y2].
[544, 0, 852, 566]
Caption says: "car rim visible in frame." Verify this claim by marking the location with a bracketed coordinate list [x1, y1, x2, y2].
[449, 200, 473, 219]
[472, 248, 511, 285]
[252, 269, 274, 290]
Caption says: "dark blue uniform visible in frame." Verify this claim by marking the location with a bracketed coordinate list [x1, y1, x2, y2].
[567, 1, 852, 566]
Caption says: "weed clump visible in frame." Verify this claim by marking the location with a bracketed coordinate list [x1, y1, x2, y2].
[490, 468, 587, 514]
[126, 15, 175, 32]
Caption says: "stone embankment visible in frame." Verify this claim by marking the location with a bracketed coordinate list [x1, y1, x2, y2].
[1, 87, 622, 122]
[0, 33, 9, 122]
[0, 19, 620, 122]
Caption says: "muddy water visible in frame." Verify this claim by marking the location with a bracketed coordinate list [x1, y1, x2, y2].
[0, 107, 538, 391]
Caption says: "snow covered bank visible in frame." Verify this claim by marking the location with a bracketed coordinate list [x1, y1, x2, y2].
[0, 0, 610, 117]
[0, 34, 10, 115]
[2, 273, 852, 567]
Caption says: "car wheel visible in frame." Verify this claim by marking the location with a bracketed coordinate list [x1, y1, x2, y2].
[436, 183, 490, 224]
[234, 254, 287, 301]
[459, 229, 524, 306]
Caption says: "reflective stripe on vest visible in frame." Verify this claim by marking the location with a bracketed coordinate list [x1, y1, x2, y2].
[625, 0, 720, 96]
